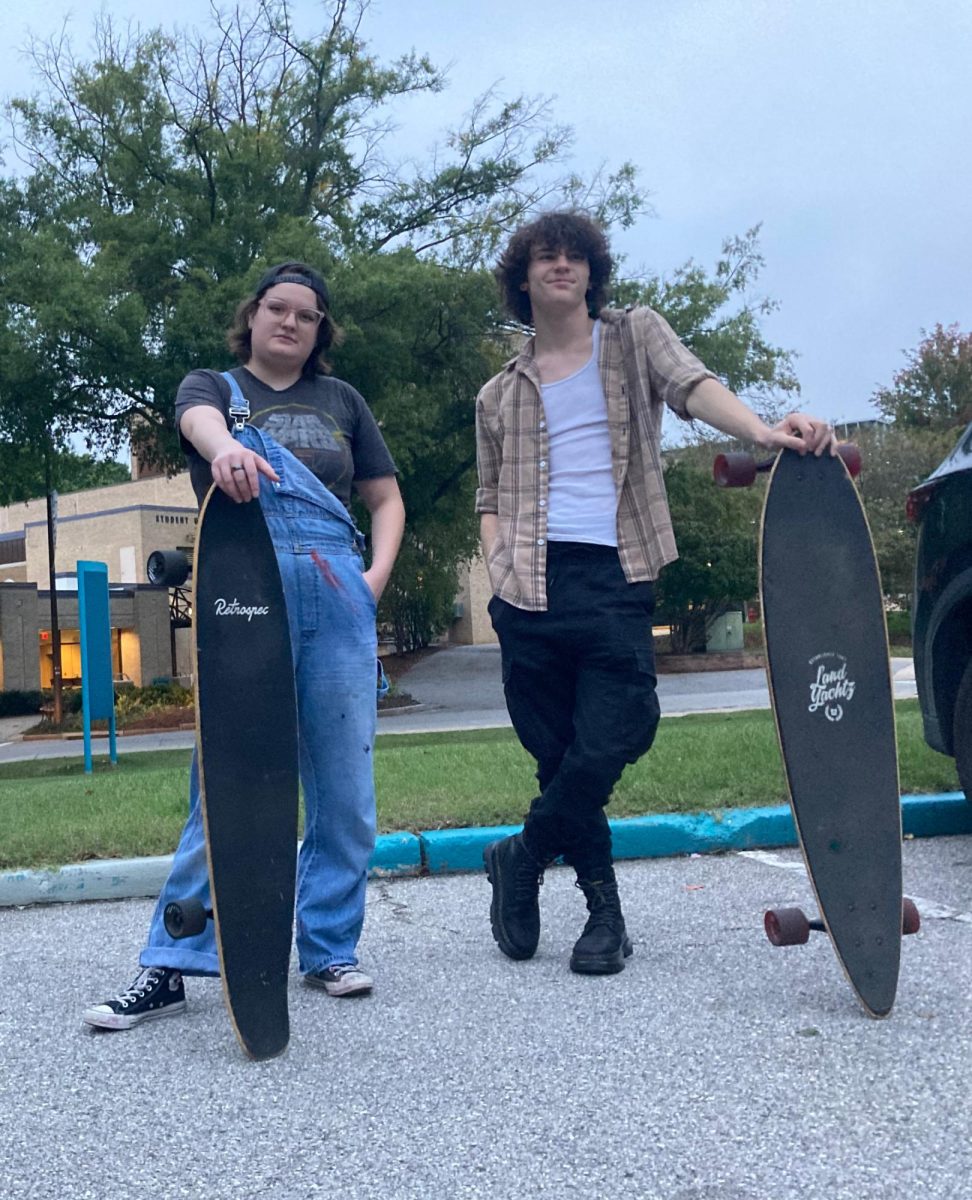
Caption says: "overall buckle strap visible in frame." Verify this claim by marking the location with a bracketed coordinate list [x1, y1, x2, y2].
[221, 371, 250, 431]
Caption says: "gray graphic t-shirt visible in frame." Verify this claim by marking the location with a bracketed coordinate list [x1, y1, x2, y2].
[175, 367, 396, 508]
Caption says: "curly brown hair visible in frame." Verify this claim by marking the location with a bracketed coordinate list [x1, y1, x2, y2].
[226, 261, 343, 378]
[494, 211, 614, 325]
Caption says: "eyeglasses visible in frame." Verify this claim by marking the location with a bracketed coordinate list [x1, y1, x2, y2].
[260, 298, 324, 327]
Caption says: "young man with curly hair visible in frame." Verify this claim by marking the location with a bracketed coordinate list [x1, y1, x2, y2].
[476, 211, 834, 975]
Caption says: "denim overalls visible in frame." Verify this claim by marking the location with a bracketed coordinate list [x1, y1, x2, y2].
[142, 389, 379, 976]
